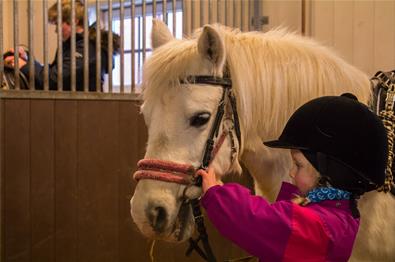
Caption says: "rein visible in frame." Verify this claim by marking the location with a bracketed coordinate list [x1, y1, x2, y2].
[370, 70, 395, 195]
[134, 73, 242, 262]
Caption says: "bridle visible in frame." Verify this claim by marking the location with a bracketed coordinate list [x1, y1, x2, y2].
[134, 71, 242, 262]
[370, 70, 395, 195]
[184, 75, 241, 172]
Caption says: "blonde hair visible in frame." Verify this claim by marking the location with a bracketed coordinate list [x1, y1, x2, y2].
[291, 195, 311, 206]
[48, 0, 85, 26]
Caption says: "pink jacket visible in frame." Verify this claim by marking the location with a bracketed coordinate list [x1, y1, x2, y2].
[201, 182, 359, 261]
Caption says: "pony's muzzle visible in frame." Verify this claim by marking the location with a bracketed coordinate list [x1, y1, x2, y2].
[146, 203, 168, 233]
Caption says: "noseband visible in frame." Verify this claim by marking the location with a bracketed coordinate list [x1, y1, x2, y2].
[133, 72, 241, 262]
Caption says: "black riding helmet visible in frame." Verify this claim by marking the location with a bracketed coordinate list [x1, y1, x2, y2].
[264, 93, 388, 195]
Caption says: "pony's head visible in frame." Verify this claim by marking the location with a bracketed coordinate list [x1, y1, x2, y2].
[130, 20, 243, 242]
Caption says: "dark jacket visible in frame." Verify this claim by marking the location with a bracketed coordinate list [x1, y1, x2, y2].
[21, 33, 110, 91]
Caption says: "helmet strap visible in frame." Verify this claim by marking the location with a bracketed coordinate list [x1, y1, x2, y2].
[316, 152, 328, 177]
[316, 152, 361, 218]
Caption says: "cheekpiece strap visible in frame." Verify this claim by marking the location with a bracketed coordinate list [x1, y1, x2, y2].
[181, 75, 232, 88]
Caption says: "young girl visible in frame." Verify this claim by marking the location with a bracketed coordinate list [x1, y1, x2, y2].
[197, 94, 388, 261]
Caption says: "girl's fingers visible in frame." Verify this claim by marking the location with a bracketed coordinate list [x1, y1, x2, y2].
[196, 169, 208, 178]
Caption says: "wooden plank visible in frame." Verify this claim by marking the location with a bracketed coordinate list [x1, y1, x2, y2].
[4, 99, 31, 261]
[373, 0, 395, 73]
[311, 0, 334, 46]
[183, 0, 192, 36]
[54, 100, 78, 262]
[225, 0, 234, 28]
[217, 0, 226, 26]
[118, 101, 148, 261]
[200, 0, 209, 26]
[278, 0, 301, 33]
[77, 101, 120, 261]
[261, 0, 275, 32]
[353, 0, 375, 75]
[233, 0, 242, 29]
[0, 99, 4, 261]
[210, 0, 218, 24]
[30, 100, 55, 262]
[241, 0, 249, 32]
[333, 0, 354, 64]
[191, 0, 200, 31]
[261, 0, 301, 33]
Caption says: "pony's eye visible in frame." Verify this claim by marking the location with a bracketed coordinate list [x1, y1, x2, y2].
[190, 112, 211, 127]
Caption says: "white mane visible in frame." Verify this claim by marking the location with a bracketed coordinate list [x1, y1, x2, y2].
[143, 25, 371, 149]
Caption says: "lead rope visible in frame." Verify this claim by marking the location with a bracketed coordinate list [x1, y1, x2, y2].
[375, 71, 395, 193]
[186, 198, 217, 262]
[149, 240, 156, 262]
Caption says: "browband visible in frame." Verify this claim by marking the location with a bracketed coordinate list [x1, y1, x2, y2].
[180, 75, 232, 88]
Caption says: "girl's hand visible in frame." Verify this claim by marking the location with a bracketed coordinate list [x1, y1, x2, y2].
[196, 167, 221, 194]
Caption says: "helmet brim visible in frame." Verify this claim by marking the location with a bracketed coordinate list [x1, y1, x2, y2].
[263, 140, 309, 150]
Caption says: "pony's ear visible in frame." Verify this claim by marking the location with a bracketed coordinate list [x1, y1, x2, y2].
[197, 25, 225, 68]
[151, 19, 174, 49]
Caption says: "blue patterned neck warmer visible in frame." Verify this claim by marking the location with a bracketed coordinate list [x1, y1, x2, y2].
[306, 187, 351, 203]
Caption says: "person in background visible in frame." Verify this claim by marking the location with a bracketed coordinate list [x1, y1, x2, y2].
[197, 93, 388, 261]
[4, 0, 120, 91]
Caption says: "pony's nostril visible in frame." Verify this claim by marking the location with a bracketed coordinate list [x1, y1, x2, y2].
[147, 206, 167, 233]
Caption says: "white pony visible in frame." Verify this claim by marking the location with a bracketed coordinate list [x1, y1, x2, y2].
[131, 20, 395, 261]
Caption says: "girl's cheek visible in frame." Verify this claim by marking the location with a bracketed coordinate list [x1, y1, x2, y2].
[289, 165, 297, 178]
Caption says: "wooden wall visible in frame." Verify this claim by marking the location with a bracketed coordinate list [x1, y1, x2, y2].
[309, 0, 395, 76]
[260, 0, 395, 76]
[0, 97, 252, 262]
[182, 0, 394, 77]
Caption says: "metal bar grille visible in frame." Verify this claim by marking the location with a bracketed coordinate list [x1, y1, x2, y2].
[71, 0, 76, 92]
[131, 0, 136, 93]
[83, 0, 89, 92]
[13, 0, 20, 90]
[163, 0, 167, 24]
[142, 1, 146, 62]
[153, 0, 157, 18]
[209, 0, 214, 24]
[120, 0, 125, 93]
[43, 0, 49, 91]
[57, 0, 63, 91]
[107, 0, 113, 93]
[0, 0, 257, 96]
[96, 0, 101, 92]
[172, 0, 176, 35]
[191, 0, 195, 30]
[28, 0, 35, 90]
